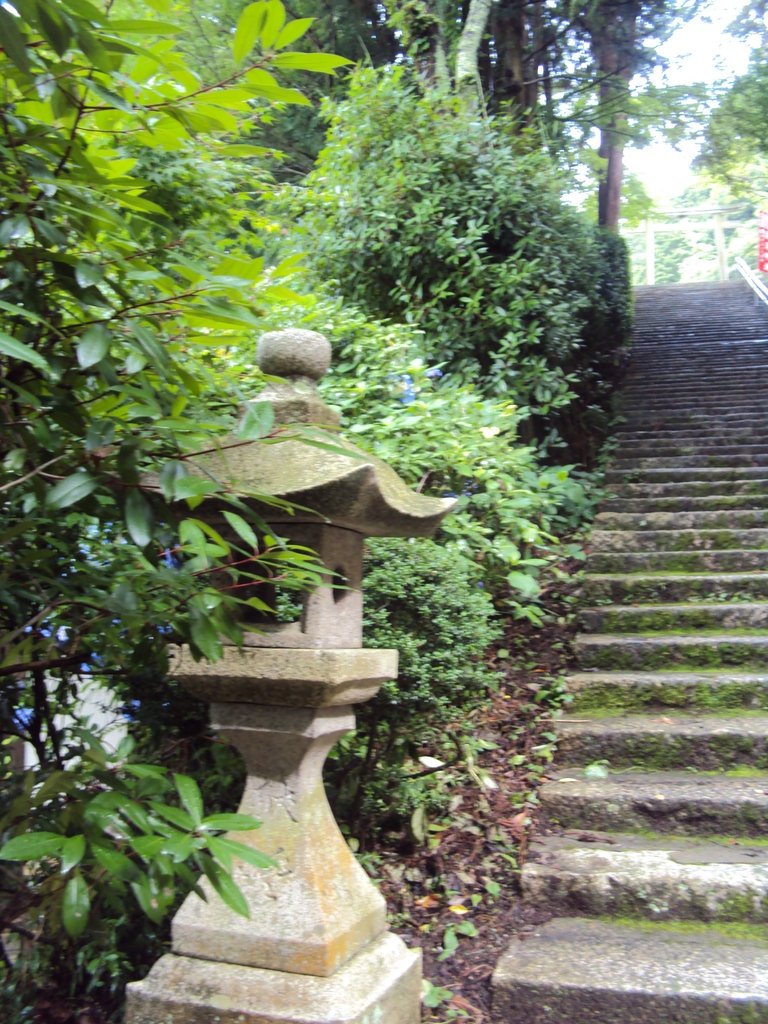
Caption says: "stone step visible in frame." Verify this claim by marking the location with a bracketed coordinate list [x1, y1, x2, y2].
[538, 770, 768, 836]
[587, 549, 768, 573]
[611, 443, 768, 459]
[614, 427, 768, 444]
[621, 381, 768, 396]
[613, 453, 768, 470]
[620, 401, 768, 414]
[557, 712, 768, 770]
[607, 479, 768, 499]
[582, 571, 768, 605]
[492, 917, 768, 1023]
[600, 496, 768, 513]
[575, 632, 768, 671]
[619, 406, 768, 422]
[618, 415, 768, 431]
[579, 602, 768, 635]
[595, 509, 768, 530]
[605, 466, 768, 484]
[566, 671, 768, 713]
[522, 832, 768, 923]
[590, 528, 768, 553]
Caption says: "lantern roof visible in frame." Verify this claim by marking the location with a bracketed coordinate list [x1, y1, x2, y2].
[200, 329, 454, 538]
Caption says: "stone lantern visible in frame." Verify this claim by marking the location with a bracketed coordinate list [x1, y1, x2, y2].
[126, 330, 454, 1024]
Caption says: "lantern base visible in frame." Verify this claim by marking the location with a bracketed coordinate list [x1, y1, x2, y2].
[125, 932, 421, 1024]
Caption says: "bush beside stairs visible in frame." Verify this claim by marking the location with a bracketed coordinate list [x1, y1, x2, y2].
[492, 281, 768, 1023]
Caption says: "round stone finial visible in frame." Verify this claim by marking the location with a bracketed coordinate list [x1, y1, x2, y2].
[257, 329, 332, 381]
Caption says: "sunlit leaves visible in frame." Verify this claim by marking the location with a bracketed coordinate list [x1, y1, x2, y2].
[272, 52, 352, 74]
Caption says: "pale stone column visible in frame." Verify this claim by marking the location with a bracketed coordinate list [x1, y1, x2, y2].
[125, 331, 454, 1024]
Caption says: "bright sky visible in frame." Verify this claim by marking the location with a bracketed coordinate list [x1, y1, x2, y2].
[624, 0, 755, 203]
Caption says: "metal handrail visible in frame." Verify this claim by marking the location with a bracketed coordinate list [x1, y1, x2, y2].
[734, 257, 768, 307]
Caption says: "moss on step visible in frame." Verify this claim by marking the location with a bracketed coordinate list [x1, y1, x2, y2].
[559, 731, 768, 771]
[600, 916, 768, 947]
[583, 610, 768, 633]
[578, 640, 768, 672]
[570, 680, 768, 714]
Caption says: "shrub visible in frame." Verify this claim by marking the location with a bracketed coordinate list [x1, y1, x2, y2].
[285, 66, 630, 447]
[325, 538, 501, 844]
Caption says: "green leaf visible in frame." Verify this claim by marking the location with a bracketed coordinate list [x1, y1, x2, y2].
[0, 831, 66, 861]
[0, 332, 48, 373]
[108, 19, 181, 33]
[124, 489, 153, 547]
[60, 835, 86, 873]
[62, 873, 90, 938]
[174, 774, 203, 826]
[37, 3, 72, 55]
[222, 510, 259, 551]
[233, 1, 267, 62]
[260, 0, 286, 48]
[130, 874, 164, 923]
[149, 801, 194, 831]
[271, 52, 352, 73]
[47, 471, 97, 510]
[0, 7, 30, 71]
[237, 401, 275, 440]
[91, 844, 139, 880]
[76, 324, 111, 368]
[131, 835, 166, 859]
[244, 68, 311, 105]
[201, 813, 262, 832]
[158, 460, 189, 501]
[172, 476, 220, 502]
[160, 832, 193, 862]
[274, 17, 313, 49]
[120, 799, 153, 835]
[506, 571, 541, 598]
[122, 763, 168, 781]
[203, 859, 250, 918]
[207, 836, 274, 870]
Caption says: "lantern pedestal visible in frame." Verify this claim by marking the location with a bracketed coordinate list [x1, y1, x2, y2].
[126, 648, 421, 1024]
[125, 932, 421, 1024]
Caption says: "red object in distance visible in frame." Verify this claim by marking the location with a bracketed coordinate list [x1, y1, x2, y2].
[759, 211, 768, 273]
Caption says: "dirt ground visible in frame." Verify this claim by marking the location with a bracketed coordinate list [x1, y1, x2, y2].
[375, 603, 577, 1023]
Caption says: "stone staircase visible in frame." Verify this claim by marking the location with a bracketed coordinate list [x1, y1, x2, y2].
[492, 281, 768, 1023]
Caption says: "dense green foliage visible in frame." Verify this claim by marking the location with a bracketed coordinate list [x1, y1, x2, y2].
[701, 46, 768, 202]
[285, 69, 630, 453]
[0, 0, 345, 1015]
[326, 538, 500, 844]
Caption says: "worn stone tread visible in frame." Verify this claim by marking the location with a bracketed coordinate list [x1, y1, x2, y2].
[538, 770, 768, 835]
[590, 528, 768, 552]
[582, 571, 768, 604]
[587, 549, 768, 573]
[608, 479, 768, 498]
[557, 712, 768, 769]
[579, 602, 768, 633]
[522, 831, 768, 922]
[492, 917, 768, 1023]
[566, 670, 768, 712]
[595, 509, 768, 529]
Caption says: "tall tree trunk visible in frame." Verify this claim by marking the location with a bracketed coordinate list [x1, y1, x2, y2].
[589, 0, 640, 230]
[392, 0, 451, 89]
[492, 0, 527, 110]
[455, 0, 495, 105]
